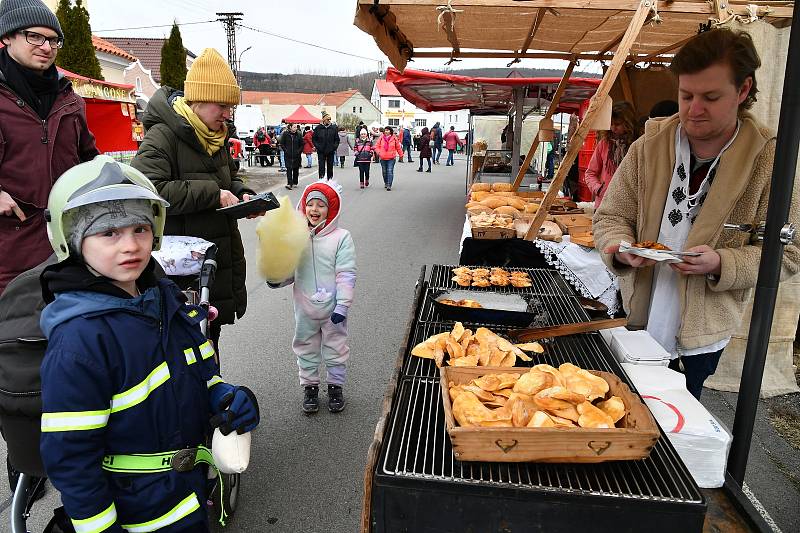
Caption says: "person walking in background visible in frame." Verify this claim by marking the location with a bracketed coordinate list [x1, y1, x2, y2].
[281, 122, 303, 190]
[277, 119, 288, 172]
[376, 126, 403, 191]
[355, 120, 367, 138]
[443, 126, 462, 166]
[336, 126, 353, 168]
[302, 125, 315, 168]
[353, 129, 374, 189]
[132, 48, 260, 353]
[431, 122, 444, 164]
[312, 111, 339, 180]
[416, 127, 432, 173]
[583, 101, 637, 208]
[370, 126, 382, 162]
[253, 126, 273, 167]
[268, 181, 356, 414]
[401, 125, 413, 163]
[0, 0, 99, 295]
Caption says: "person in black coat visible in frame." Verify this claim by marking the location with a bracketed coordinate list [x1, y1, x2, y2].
[312, 111, 340, 180]
[280, 123, 304, 189]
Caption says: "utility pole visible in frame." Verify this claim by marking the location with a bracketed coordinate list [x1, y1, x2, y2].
[216, 12, 243, 79]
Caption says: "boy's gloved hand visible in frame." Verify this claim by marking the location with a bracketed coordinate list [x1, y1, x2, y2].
[209, 385, 260, 435]
[330, 312, 346, 324]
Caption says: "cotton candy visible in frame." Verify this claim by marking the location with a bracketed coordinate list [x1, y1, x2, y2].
[255, 195, 309, 283]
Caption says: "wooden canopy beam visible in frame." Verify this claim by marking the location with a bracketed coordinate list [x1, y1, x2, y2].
[624, 35, 695, 64]
[525, 0, 655, 240]
[511, 60, 576, 191]
[412, 50, 670, 62]
[508, 8, 547, 66]
[358, 0, 792, 18]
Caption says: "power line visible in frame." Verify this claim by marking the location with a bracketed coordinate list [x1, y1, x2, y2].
[237, 23, 382, 64]
[93, 19, 217, 33]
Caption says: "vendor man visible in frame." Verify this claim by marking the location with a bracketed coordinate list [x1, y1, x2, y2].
[593, 28, 800, 398]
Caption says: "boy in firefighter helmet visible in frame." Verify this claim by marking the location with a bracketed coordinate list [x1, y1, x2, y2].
[39, 155, 259, 532]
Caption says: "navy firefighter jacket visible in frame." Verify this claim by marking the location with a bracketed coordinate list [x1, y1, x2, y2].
[40, 266, 223, 533]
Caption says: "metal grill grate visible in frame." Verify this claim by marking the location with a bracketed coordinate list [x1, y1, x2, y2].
[382, 340, 703, 504]
[417, 288, 589, 325]
[404, 321, 608, 379]
[429, 264, 573, 295]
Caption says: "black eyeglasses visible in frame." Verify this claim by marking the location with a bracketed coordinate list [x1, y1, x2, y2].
[19, 30, 63, 49]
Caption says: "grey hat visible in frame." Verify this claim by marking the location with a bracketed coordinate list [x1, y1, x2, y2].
[65, 199, 155, 257]
[0, 0, 63, 40]
[305, 190, 328, 207]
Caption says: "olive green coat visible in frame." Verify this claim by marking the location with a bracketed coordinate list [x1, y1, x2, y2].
[132, 87, 254, 324]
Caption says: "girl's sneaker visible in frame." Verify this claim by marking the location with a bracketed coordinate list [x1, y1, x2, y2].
[303, 385, 319, 414]
[327, 385, 346, 413]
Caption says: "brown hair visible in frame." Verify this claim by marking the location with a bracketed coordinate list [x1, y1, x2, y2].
[600, 101, 638, 143]
[670, 28, 760, 110]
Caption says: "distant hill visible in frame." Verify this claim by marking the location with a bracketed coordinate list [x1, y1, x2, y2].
[238, 67, 601, 97]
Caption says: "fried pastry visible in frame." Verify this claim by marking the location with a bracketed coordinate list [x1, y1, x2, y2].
[577, 401, 615, 429]
[452, 275, 472, 287]
[509, 277, 532, 288]
[632, 240, 671, 251]
[513, 370, 553, 396]
[452, 266, 472, 276]
[489, 275, 510, 286]
[597, 396, 626, 423]
[471, 277, 491, 287]
[527, 411, 557, 428]
[471, 268, 490, 277]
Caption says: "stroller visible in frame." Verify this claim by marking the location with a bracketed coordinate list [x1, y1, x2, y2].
[1, 243, 239, 532]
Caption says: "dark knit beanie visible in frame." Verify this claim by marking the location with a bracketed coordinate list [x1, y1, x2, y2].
[0, 0, 63, 40]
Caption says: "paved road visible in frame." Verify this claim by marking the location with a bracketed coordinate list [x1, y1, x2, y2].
[2, 155, 798, 532]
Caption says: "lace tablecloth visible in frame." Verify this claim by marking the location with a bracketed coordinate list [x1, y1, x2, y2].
[534, 236, 621, 315]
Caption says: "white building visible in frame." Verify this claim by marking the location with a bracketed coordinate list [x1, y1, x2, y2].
[370, 79, 469, 135]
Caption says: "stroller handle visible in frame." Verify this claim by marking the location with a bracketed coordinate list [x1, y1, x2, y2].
[199, 245, 218, 292]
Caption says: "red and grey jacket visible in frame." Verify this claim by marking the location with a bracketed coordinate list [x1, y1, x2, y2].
[0, 70, 98, 293]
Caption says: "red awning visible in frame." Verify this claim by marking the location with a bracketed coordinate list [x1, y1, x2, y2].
[385, 67, 601, 116]
[283, 105, 322, 124]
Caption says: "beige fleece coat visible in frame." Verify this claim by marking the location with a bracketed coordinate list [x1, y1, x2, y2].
[593, 113, 800, 350]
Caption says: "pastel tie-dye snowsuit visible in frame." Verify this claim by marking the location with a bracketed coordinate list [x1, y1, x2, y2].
[285, 188, 356, 386]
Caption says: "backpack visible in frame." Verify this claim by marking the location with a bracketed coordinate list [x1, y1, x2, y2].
[256, 130, 267, 142]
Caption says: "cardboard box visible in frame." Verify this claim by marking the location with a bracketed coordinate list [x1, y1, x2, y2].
[471, 225, 516, 240]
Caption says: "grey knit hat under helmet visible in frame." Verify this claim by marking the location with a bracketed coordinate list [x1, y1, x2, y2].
[64, 199, 155, 258]
[0, 0, 63, 40]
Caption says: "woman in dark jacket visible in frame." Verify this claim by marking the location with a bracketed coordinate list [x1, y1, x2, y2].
[280, 123, 304, 189]
[132, 49, 256, 350]
[417, 127, 432, 173]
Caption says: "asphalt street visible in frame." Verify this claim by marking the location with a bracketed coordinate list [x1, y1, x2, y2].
[1, 155, 797, 532]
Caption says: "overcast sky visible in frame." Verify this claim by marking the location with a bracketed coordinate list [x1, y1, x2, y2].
[88, 0, 602, 77]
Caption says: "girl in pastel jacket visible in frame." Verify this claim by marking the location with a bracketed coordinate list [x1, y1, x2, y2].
[269, 181, 356, 414]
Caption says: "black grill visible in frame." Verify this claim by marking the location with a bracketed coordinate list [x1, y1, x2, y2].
[370, 265, 706, 533]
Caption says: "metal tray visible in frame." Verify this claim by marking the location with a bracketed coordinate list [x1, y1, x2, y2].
[430, 289, 544, 327]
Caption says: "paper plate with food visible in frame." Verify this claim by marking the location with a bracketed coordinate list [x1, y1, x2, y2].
[618, 240, 702, 263]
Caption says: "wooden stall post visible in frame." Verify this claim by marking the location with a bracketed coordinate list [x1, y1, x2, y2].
[511, 87, 525, 179]
[511, 60, 576, 191]
[524, 0, 655, 241]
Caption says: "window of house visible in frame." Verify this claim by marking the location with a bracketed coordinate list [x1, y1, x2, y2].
[353, 106, 356, 113]
[388, 118, 400, 126]
[359, 106, 363, 113]
[415, 119, 427, 127]
[388, 99, 401, 108]
[135, 76, 143, 93]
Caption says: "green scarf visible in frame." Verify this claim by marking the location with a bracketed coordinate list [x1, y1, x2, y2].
[172, 96, 227, 156]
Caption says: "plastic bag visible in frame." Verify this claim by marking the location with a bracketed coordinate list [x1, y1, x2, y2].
[212, 428, 251, 474]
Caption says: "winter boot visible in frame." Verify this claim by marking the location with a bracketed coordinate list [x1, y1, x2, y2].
[302, 385, 319, 414]
[327, 385, 346, 413]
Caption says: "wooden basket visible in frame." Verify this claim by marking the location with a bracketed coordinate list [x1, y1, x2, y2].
[440, 366, 660, 463]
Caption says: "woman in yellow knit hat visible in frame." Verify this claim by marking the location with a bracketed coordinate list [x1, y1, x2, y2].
[133, 48, 259, 352]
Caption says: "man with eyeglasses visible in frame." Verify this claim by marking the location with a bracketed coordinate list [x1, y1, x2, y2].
[0, 0, 98, 295]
